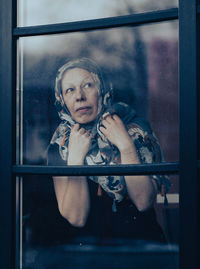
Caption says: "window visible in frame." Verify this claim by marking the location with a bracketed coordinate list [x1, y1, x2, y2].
[0, 0, 199, 269]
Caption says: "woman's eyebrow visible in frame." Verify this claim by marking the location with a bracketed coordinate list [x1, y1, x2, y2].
[62, 75, 94, 91]
[62, 83, 74, 91]
[82, 76, 94, 82]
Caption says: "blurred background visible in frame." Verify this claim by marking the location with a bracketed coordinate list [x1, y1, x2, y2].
[17, 0, 179, 267]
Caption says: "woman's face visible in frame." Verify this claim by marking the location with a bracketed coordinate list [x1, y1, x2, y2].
[61, 68, 99, 124]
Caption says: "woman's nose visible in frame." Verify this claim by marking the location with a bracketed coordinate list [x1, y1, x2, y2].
[76, 87, 86, 101]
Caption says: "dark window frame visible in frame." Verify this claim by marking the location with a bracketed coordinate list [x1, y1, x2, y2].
[0, 0, 199, 268]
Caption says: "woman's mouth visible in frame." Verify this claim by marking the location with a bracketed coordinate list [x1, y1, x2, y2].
[76, 106, 91, 113]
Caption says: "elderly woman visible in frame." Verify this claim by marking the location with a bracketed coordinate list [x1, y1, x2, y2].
[47, 58, 170, 242]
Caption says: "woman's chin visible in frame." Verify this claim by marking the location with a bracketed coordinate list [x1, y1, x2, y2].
[74, 114, 97, 125]
[77, 119, 95, 125]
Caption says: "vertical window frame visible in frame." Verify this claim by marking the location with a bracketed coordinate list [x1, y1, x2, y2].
[179, 1, 199, 268]
[0, 0, 17, 268]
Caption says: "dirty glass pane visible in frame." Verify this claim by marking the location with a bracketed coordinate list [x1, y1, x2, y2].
[16, 20, 179, 268]
[21, 174, 179, 269]
[16, 21, 178, 166]
[17, 0, 178, 26]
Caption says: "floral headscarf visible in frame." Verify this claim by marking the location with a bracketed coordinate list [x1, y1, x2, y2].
[49, 58, 170, 211]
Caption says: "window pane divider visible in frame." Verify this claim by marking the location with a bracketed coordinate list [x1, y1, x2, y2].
[179, 0, 199, 268]
[0, 0, 17, 268]
[13, 162, 179, 176]
[197, 3, 200, 14]
[13, 8, 178, 37]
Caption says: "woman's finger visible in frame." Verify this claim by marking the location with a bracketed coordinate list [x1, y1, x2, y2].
[101, 119, 110, 128]
[85, 130, 91, 137]
[112, 114, 120, 121]
[79, 128, 86, 134]
[99, 126, 107, 135]
[104, 115, 113, 124]
[73, 123, 80, 131]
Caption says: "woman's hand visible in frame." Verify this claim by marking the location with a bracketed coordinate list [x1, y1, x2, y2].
[68, 123, 92, 165]
[100, 114, 157, 211]
[99, 114, 135, 154]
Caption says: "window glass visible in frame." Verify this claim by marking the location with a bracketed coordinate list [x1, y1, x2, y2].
[17, 22, 179, 268]
[17, 0, 178, 26]
[22, 174, 179, 269]
[17, 21, 178, 165]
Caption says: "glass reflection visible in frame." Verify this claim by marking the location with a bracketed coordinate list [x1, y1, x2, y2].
[18, 0, 178, 26]
[16, 18, 180, 269]
[22, 175, 179, 269]
[17, 22, 178, 165]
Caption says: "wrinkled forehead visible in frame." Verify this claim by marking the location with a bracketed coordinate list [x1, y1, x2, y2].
[62, 67, 100, 82]
[57, 67, 101, 94]
[57, 58, 101, 80]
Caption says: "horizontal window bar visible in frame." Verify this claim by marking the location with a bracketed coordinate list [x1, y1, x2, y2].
[61, 243, 178, 254]
[13, 162, 179, 176]
[13, 8, 178, 37]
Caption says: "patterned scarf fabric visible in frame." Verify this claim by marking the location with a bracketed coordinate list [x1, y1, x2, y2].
[49, 58, 170, 209]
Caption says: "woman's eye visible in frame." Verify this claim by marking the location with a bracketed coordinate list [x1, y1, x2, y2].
[65, 88, 74, 94]
[84, 82, 92, 89]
